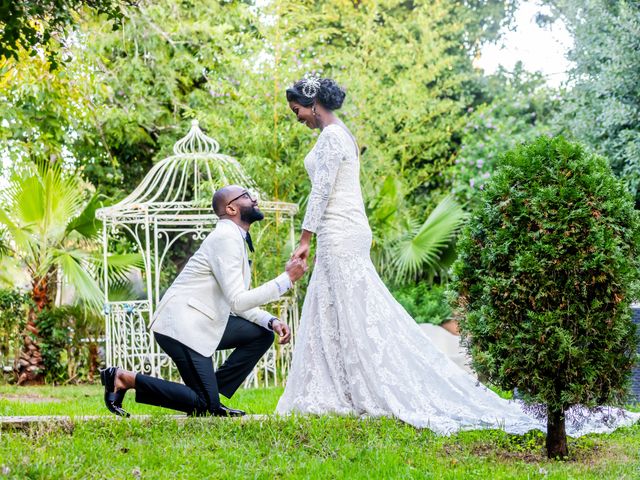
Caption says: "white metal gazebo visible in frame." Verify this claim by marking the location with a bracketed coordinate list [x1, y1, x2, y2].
[96, 120, 299, 386]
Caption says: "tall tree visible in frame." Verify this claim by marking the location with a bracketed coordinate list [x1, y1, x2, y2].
[545, 0, 640, 205]
[0, 0, 129, 69]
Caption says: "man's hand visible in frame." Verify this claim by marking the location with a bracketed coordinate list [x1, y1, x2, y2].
[271, 320, 291, 344]
[286, 257, 307, 283]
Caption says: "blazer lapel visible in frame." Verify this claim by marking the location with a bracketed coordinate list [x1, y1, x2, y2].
[219, 220, 251, 288]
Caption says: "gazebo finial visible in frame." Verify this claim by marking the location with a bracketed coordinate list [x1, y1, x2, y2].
[173, 119, 220, 155]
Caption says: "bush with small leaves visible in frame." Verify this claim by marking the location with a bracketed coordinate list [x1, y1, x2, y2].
[452, 136, 640, 459]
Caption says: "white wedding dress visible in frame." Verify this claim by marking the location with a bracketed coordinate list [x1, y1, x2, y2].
[275, 124, 640, 436]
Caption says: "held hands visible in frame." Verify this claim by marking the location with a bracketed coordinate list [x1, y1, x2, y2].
[271, 320, 291, 344]
[292, 242, 311, 262]
[291, 230, 313, 265]
[287, 238, 312, 282]
[278, 247, 308, 345]
[286, 257, 307, 283]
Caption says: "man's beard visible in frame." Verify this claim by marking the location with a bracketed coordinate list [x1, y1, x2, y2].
[239, 204, 264, 224]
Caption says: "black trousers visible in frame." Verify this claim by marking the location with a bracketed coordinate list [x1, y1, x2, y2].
[134, 315, 274, 415]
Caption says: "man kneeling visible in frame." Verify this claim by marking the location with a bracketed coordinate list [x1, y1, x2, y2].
[100, 185, 307, 417]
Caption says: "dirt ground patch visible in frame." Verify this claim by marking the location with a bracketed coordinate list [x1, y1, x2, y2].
[441, 433, 632, 465]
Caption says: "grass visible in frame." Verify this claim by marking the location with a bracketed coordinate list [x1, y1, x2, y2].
[0, 383, 278, 417]
[1, 385, 640, 479]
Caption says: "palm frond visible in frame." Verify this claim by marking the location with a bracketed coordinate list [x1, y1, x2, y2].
[42, 163, 86, 239]
[65, 194, 104, 239]
[0, 162, 98, 295]
[105, 278, 145, 303]
[391, 195, 466, 284]
[0, 163, 86, 255]
[0, 230, 8, 257]
[0, 254, 28, 289]
[0, 206, 34, 254]
[53, 249, 104, 313]
[367, 175, 403, 238]
[11, 163, 84, 242]
[89, 252, 145, 286]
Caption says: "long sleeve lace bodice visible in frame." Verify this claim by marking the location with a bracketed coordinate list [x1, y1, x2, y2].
[301, 125, 369, 244]
[301, 127, 343, 232]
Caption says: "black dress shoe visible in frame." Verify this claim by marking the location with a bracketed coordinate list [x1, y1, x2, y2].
[213, 403, 246, 417]
[100, 367, 131, 417]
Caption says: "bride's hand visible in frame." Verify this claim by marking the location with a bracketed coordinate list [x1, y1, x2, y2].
[292, 242, 310, 262]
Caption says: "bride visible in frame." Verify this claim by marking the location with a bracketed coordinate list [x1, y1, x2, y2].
[275, 75, 640, 436]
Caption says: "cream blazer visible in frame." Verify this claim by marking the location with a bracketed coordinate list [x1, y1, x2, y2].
[150, 219, 290, 356]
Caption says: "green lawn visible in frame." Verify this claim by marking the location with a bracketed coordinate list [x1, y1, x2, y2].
[1, 385, 640, 479]
[0, 383, 278, 417]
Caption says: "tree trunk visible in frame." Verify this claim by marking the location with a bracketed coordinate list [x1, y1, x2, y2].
[16, 307, 45, 385]
[15, 273, 56, 385]
[87, 342, 99, 383]
[546, 407, 568, 459]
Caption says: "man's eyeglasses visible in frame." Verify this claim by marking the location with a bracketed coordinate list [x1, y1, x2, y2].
[226, 190, 257, 206]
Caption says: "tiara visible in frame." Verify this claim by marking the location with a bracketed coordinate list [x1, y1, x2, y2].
[300, 74, 321, 98]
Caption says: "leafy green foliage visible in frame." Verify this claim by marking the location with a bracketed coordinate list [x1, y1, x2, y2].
[453, 136, 640, 424]
[0, 289, 29, 377]
[374, 194, 466, 285]
[451, 66, 561, 208]
[35, 308, 72, 383]
[547, 0, 640, 205]
[0, 46, 103, 177]
[366, 175, 467, 285]
[35, 306, 103, 383]
[0, 0, 128, 69]
[392, 283, 451, 325]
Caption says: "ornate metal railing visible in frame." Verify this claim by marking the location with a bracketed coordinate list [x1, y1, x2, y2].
[104, 294, 299, 387]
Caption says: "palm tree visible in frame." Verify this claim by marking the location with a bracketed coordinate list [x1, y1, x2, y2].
[0, 162, 135, 384]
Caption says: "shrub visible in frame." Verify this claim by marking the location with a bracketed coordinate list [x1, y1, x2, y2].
[452, 136, 640, 459]
[392, 283, 451, 325]
[0, 289, 29, 382]
[37, 306, 104, 384]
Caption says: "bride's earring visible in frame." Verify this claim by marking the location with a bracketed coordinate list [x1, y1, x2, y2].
[312, 106, 321, 128]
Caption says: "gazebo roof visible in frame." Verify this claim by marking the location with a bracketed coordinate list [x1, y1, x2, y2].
[96, 120, 297, 223]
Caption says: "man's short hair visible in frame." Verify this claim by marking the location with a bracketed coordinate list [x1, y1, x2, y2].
[212, 188, 227, 216]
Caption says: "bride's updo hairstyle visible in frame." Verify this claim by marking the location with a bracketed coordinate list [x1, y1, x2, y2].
[286, 77, 346, 111]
